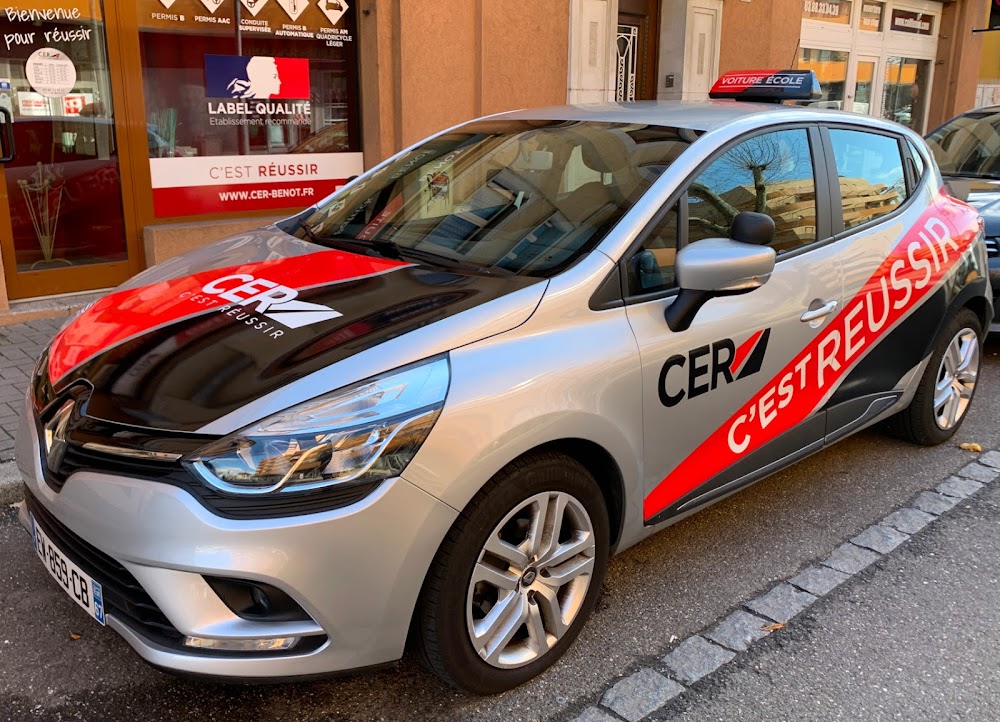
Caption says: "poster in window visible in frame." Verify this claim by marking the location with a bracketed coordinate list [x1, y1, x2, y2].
[802, 0, 852, 24]
[137, 0, 361, 216]
[859, 2, 884, 31]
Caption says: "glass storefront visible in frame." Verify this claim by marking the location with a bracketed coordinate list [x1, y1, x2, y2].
[798, 48, 851, 109]
[0, 1, 130, 297]
[882, 56, 931, 131]
[0, 0, 362, 301]
[799, 0, 940, 134]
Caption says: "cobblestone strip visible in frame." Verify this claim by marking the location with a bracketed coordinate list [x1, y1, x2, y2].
[562, 453, 1000, 722]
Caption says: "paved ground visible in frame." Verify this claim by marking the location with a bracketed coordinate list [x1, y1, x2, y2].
[2, 322, 1000, 721]
[654, 480, 1000, 721]
[0, 318, 65, 463]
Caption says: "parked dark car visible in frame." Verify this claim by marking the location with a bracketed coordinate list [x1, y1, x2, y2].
[926, 105, 1000, 330]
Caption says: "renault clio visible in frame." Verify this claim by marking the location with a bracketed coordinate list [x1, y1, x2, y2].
[16, 71, 990, 693]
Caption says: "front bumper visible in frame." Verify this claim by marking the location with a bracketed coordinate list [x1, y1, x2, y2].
[15, 396, 457, 679]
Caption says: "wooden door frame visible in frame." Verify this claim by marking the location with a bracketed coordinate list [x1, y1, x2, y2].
[0, 0, 145, 300]
[618, 0, 661, 101]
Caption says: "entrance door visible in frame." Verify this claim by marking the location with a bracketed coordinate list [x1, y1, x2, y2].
[683, 2, 721, 101]
[0, 0, 140, 300]
[851, 56, 882, 116]
[616, 0, 660, 101]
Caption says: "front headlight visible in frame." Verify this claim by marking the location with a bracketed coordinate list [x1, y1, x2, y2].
[187, 356, 449, 495]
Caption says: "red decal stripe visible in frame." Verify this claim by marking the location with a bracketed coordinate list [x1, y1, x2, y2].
[644, 195, 982, 521]
[47, 250, 409, 384]
[731, 329, 764, 376]
[152, 179, 346, 217]
[710, 69, 781, 95]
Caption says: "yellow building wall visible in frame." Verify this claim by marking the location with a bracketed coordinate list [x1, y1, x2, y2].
[981, 33, 1000, 82]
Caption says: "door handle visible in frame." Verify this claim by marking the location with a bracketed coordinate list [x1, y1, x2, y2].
[800, 300, 838, 323]
[0, 106, 13, 163]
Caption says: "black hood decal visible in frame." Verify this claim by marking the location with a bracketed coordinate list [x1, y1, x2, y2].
[46, 255, 541, 432]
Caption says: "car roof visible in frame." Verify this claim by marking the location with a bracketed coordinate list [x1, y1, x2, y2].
[494, 100, 898, 133]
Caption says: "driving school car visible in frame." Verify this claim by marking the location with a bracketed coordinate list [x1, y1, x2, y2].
[15, 71, 990, 694]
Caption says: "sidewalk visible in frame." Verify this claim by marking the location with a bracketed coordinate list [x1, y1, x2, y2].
[657, 476, 1000, 721]
[0, 317, 63, 504]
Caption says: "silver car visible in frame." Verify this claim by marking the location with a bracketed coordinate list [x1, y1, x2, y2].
[16, 71, 990, 693]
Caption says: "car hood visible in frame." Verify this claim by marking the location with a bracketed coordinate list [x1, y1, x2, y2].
[944, 177, 1000, 237]
[40, 225, 547, 433]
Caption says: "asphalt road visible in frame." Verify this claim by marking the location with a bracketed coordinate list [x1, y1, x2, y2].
[3, 340, 1000, 722]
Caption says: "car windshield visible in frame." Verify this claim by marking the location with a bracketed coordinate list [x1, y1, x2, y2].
[925, 108, 1000, 181]
[296, 119, 698, 277]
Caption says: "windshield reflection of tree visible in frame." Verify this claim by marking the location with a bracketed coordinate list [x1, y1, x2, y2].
[688, 133, 810, 246]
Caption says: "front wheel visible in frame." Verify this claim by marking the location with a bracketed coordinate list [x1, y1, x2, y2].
[414, 452, 610, 694]
[889, 307, 981, 445]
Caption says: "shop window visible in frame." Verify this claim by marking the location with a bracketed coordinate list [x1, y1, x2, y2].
[828, 129, 906, 230]
[0, 1, 129, 276]
[686, 129, 817, 254]
[797, 48, 850, 111]
[858, 1, 885, 32]
[802, 0, 853, 24]
[136, 0, 362, 218]
[882, 57, 931, 132]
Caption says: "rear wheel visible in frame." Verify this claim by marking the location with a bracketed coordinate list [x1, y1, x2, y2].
[889, 308, 981, 445]
[415, 451, 609, 694]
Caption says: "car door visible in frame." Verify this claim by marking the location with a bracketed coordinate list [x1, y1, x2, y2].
[814, 125, 936, 440]
[624, 125, 849, 526]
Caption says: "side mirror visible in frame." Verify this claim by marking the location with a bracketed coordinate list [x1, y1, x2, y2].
[665, 236, 776, 332]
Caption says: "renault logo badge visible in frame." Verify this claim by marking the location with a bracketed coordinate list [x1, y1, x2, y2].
[43, 400, 74, 473]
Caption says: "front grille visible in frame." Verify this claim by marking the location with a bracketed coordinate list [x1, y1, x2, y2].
[24, 488, 182, 645]
[44, 442, 178, 494]
[985, 237, 1000, 258]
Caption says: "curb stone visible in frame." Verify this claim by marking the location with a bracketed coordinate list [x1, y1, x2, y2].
[559, 448, 996, 722]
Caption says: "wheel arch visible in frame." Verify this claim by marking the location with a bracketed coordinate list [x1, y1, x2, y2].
[523, 438, 627, 551]
[957, 285, 992, 337]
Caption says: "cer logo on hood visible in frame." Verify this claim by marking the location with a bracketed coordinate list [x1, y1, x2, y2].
[202, 274, 343, 329]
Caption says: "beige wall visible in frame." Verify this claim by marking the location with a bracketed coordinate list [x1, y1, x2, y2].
[929, 0, 989, 128]
[359, 0, 570, 166]
[718, 0, 802, 74]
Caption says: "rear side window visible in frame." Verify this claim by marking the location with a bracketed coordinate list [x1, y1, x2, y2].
[828, 129, 907, 230]
[686, 129, 818, 254]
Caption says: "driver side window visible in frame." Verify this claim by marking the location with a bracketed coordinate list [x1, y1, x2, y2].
[629, 128, 817, 296]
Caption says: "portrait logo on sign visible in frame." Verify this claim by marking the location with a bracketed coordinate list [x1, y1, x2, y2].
[204, 55, 311, 99]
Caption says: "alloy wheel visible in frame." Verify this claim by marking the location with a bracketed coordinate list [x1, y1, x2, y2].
[465, 491, 596, 669]
[933, 327, 979, 430]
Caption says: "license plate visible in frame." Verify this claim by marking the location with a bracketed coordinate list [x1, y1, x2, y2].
[30, 512, 106, 626]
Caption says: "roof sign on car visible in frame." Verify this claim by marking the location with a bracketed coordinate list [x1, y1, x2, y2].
[709, 70, 822, 103]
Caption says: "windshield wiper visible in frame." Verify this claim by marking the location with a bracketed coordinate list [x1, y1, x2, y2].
[299, 222, 405, 260]
[298, 224, 513, 276]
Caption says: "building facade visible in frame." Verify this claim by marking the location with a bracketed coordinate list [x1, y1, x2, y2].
[976, 0, 1000, 106]
[0, 0, 989, 312]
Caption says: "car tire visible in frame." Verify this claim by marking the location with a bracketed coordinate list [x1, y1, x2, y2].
[414, 451, 610, 694]
[888, 308, 982, 446]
